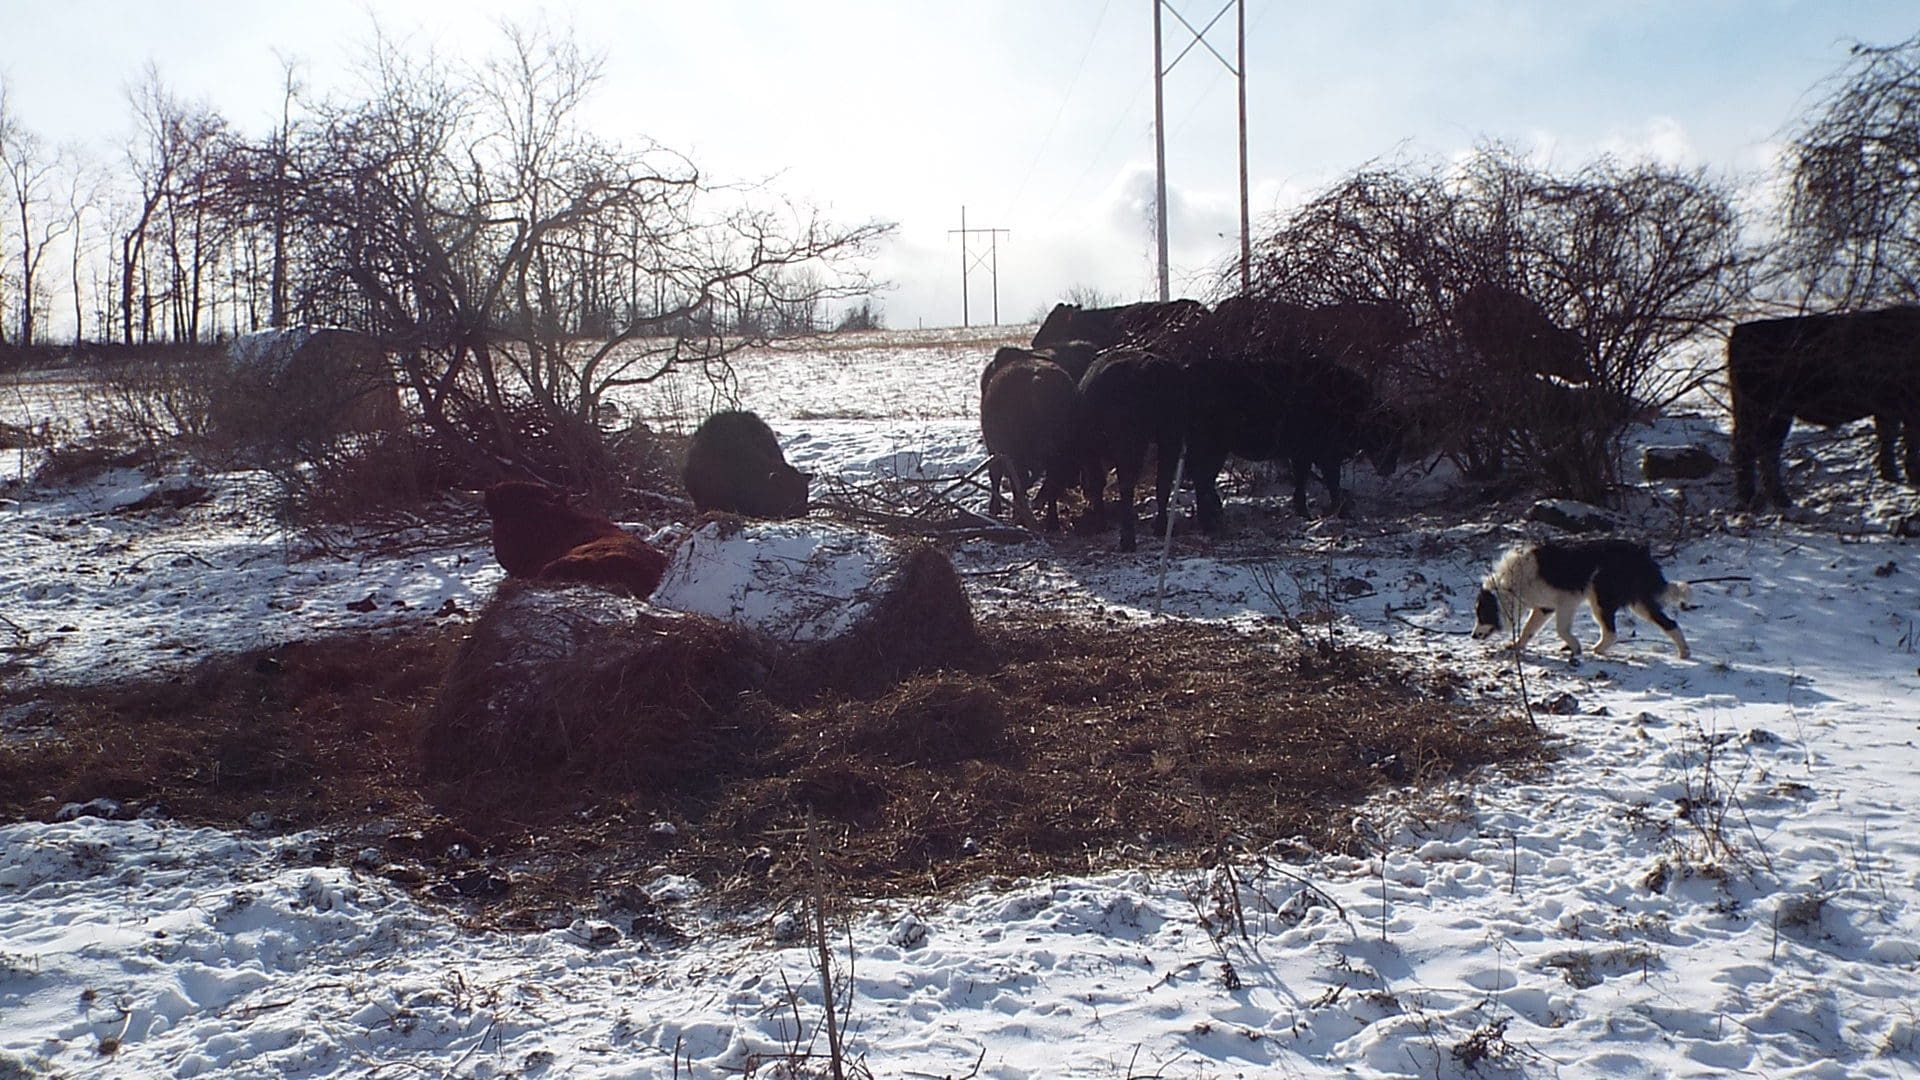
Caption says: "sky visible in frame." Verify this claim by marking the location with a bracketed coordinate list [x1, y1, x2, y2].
[2, 0, 1917, 333]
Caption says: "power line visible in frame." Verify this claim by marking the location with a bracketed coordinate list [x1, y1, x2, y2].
[1007, 0, 1114, 216]
[1050, 83, 1150, 221]
[1171, 0, 1273, 139]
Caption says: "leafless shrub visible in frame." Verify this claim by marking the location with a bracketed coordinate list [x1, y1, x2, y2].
[1248, 559, 1344, 656]
[1236, 146, 1752, 502]
[211, 23, 891, 497]
[1777, 33, 1920, 308]
[1648, 719, 1777, 889]
[74, 345, 217, 450]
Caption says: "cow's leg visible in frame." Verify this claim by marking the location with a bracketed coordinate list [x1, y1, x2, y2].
[1900, 415, 1920, 487]
[1006, 459, 1040, 530]
[1758, 414, 1795, 508]
[1731, 415, 1758, 509]
[987, 455, 1006, 518]
[1114, 450, 1144, 553]
[1151, 442, 1182, 540]
[1078, 453, 1108, 532]
[1873, 414, 1902, 482]
[1036, 468, 1064, 532]
[1189, 447, 1230, 533]
[1290, 454, 1312, 516]
[1319, 454, 1349, 518]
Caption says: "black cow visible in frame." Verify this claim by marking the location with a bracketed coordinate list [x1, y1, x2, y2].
[980, 354, 1082, 531]
[1202, 295, 1416, 371]
[1453, 284, 1593, 384]
[1727, 306, 1920, 508]
[1077, 349, 1188, 552]
[683, 410, 811, 518]
[979, 343, 1098, 400]
[1182, 355, 1402, 528]
[1032, 299, 1208, 354]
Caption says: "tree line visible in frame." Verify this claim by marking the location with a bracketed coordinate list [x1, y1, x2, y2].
[0, 25, 892, 356]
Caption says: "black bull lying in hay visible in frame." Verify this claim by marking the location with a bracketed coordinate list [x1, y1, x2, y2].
[422, 543, 981, 784]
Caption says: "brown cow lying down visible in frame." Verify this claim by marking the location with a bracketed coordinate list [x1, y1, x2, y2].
[476, 480, 668, 599]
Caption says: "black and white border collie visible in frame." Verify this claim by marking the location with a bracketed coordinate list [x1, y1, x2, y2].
[1472, 539, 1692, 660]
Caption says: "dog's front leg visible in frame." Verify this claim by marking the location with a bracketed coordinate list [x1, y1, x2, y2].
[1509, 608, 1550, 651]
[1553, 606, 1582, 656]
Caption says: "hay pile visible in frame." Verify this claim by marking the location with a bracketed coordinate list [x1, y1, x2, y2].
[2, 612, 1544, 913]
[650, 520, 981, 695]
[425, 531, 981, 787]
[790, 541, 981, 697]
[422, 583, 778, 785]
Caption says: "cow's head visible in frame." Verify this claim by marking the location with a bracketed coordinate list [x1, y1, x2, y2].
[480, 480, 571, 520]
[1358, 406, 1408, 478]
[760, 465, 812, 519]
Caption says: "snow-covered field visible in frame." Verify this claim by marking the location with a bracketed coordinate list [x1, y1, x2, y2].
[4, 327, 1920, 1078]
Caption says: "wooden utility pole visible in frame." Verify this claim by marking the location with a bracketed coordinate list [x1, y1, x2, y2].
[1152, 0, 1251, 296]
[950, 206, 1010, 327]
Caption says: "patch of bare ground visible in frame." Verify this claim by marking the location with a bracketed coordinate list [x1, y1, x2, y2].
[0, 612, 1545, 931]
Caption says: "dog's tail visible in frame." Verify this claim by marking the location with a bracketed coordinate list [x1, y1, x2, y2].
[1662, 580, 1693, 606]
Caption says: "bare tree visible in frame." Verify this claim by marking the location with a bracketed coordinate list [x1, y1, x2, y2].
[0, 78, 78, 345]
[119, 65, 227, 344]
[63, 153, 107, 346]
[243, 20, 891, 490]
[1777, 33, 1920, 308]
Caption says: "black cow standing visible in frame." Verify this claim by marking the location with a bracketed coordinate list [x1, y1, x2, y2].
[1727, 306, 1920, 508]
[1077, 349, 1189, 552]
[1182, 355, 1402, 529]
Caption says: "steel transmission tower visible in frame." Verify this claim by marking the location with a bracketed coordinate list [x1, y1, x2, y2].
[1152, 0, 1251, 299]
[950, 206, 1010, 327]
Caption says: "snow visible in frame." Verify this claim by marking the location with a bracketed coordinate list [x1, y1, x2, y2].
[6, 327, 1920, 1077]
[652, 520, 910, 644]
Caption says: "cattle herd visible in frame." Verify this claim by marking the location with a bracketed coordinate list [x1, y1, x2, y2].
[982, 296, 1418, 551]
[975, 295, 1920, 547]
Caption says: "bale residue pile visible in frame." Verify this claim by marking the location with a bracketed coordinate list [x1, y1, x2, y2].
[422, 583, 777, 785]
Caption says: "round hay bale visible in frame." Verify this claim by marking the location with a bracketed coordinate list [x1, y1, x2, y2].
[423, 582, 777, 785]
[652, 522, 980, 697]
[795, 542, 982, 697]
[214, 327, 405, 447]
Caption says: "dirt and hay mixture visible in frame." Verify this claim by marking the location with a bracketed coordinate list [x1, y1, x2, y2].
[0, 610, 1543, 936]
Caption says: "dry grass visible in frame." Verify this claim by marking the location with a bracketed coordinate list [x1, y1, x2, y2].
[0, 612, 1545, 927]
